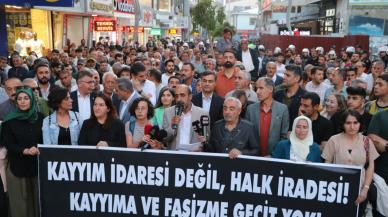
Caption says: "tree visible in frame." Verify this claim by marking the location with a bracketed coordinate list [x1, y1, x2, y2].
[190, 0, 228, 41]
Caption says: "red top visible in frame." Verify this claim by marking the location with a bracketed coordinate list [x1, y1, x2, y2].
[259, 105, 272, 156]
[215, 68, 238, 97]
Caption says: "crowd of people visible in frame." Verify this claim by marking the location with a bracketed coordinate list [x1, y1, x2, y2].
[0, 27, 388, 217]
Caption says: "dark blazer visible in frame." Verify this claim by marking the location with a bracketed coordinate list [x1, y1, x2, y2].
[273, 75, 284, 86]
[111, 92, 121, 113]
[237, 48, 259, 81]
[192, 92, 224, 127]
[70, 90, 97, 113]
[245, 100, 289, 154]
[274, 87, 306, 130]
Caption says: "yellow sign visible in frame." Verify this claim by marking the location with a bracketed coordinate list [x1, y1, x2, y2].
[168, 29, 177, 34]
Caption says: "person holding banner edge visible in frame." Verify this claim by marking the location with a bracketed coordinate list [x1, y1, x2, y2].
[78, 94, 126, 148]
[207, 97, 259, 158]
[0, 86, 42, 217]
[322, 109, 379, 216]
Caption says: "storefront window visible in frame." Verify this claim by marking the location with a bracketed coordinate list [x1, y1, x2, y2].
[139, 0, 152, 8]
[159, 0, 170, 12]
[5, 6, 32, 55]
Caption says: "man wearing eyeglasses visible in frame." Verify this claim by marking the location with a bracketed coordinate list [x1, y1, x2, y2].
[70, 70, 96, 121]
[0, 78, 23, 120]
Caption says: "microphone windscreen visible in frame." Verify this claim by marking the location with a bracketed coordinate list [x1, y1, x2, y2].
[144, 124, 153, 135]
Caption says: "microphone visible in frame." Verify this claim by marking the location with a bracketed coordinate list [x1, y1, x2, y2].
[141, 124, 154, 151]
[172, 102, 184, 130]
[192, 120, 202, 135]
[200, 115, 210, 142]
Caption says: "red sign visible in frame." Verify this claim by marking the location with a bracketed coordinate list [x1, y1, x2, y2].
[94, 20, 116, 32]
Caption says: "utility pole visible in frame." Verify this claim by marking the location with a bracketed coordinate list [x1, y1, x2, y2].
[134, 0, 141, 43]
[256, 0, 262, 37]
[286, 0, 292, 32]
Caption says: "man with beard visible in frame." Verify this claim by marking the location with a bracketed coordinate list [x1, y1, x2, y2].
[180, 62, 198, 95]
[265, 62, 283, 86]
[305, 66, 329, 106]
[8, 54, 31, 81]
[274, 64, 306, 130]
[215, 49, 239, 97]
[35, 63, 58, 100]
[162, 59, 176, 86]
[0, 78, 23, 120]
[163, 84, 209, 151]
[206, 97, 259, 158]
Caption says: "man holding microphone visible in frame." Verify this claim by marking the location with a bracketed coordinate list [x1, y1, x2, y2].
[162, 84, 209, 151]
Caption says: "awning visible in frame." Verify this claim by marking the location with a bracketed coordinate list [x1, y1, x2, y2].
[263, 0, 321, 11]
[1, 0, 74, 7]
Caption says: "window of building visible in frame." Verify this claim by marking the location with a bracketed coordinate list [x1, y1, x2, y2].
[291, 6, 295, 13]
[249, 17, 256, 25]
[297, 6, 301, 13]
[139, 0, 152, 7]
[159, 0, 170, 12]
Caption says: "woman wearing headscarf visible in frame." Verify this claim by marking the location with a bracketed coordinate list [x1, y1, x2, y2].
[42, 87, 83, 145]
[0, 86, 43, 217]
[272, 115, 321, 162]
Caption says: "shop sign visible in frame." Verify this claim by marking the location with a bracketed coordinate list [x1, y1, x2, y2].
[150, 28, 161, 35]
[88, 0, 114, 14]
[127, 26, 144, 33]
[114, 0, 135, 14]
[6, 12, 32, 28]
[168, 28, 177, 34]
[141, 8, 153, 27]
[1, 0, 74, 7]
[94, 20, 116, 32]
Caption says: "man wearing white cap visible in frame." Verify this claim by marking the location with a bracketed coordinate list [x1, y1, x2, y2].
[258, 45, 267, 75]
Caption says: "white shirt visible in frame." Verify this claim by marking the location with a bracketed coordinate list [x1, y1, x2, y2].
[140, 79, 157, 105]
[365, 74, 374, 93]
[77, 91, 91, 122]
[241, 50, 254, 72]
[28, 39, 44, 57]
[162, 73, 173, 86]
[178, 109, 192, 148]
[202, 93, 213, 111]
[39, 83, 51, 100]
[276, 63, 286, 78]
[119, 92, 136, 119]
[305, 81, 330, 105]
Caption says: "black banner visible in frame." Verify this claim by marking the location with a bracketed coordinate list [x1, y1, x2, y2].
[38, 145, 362, 217]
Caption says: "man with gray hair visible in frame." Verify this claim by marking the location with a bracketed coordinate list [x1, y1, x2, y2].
[206, 97, 259, 158]
[116, 77, 140, 123]
[102, 72, 120, 111]
[366, 61, 385, 93]
[245, 77, 289, 156]
[225, 70, 258, 102]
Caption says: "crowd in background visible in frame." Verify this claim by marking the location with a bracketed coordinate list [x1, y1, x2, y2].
[0, 27, 388, 217]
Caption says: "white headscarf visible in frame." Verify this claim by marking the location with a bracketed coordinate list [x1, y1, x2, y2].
[290, 116, 314, 160]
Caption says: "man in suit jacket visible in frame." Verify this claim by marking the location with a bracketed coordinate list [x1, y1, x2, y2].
[163, 84, 209, 151]
[237, 39, 259, 81]
[265, 61, 283, 86]
[245, 77, 289, 156]
[70, 70, 96, 121]
[192, 71, 224, 127]
[116, 77, 140, 124]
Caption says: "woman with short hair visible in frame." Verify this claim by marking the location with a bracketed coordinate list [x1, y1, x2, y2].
[322, 109, 379, 217]
[42, 87, 82, 145]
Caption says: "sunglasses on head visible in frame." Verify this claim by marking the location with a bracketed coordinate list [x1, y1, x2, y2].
[16, 86, 40, 92]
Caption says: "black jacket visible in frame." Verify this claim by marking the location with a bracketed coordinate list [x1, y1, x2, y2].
[70, 90, 97, 112]
[237, 48, 259, 81]
[1, 113, 44, 177]
[192, 92, 224, 127]
[274, 87, 306, 130]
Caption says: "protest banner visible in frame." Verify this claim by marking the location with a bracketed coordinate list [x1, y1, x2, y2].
[38, 145, 362, 217]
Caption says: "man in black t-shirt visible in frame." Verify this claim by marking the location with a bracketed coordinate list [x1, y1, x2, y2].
[299, 92, 334, 149]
